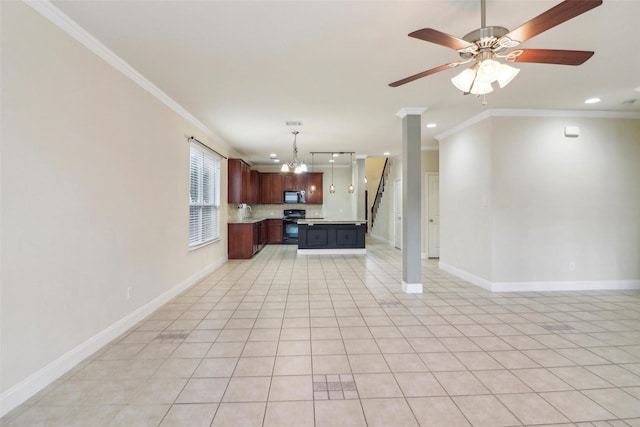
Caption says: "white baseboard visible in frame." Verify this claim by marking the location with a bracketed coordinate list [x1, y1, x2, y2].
[369, 233, 394, 247]
[402, 281, 423, 293]
[297, 248, 366, 255]
[438, 261, 640, 293]
[438, 261, 492, 291]
[0, 257, 226, 418]
[491, 279, 640, 292]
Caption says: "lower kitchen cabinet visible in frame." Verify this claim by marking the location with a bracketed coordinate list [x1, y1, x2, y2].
[266, 219, 283, 244]
[228, 221, 267, 259]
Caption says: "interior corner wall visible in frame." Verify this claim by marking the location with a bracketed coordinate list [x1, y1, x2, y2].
[491, 116, 640, 284]
[439, 119, 493, 281]
[1, 1, 229, 411]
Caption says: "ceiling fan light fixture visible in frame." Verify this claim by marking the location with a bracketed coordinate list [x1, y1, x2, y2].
[477, 59, 502, 83]
[281, 163, 290, 172]
[451, 68, 476, 92]
[470, 79, 493, 95]
[496, 63, 520, 88]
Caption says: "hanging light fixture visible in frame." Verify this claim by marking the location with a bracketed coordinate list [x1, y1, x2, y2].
[329, 153, 336, 194]
[451, 52, 519, 95]
[280, 131, 307, 174]
[348, 153, 354, 194]
[309, 153, 316, 194]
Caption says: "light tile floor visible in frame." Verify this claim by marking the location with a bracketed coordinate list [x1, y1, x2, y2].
[4, 240, 640, 426]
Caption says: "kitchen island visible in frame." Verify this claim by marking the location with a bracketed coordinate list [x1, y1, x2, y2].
[297, 220, 366, 255]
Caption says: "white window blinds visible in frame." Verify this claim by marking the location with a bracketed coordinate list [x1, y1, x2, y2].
[189, 144, 220, 247]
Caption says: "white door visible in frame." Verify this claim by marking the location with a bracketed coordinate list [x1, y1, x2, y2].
[394, 179, 402, 249]
[427, 173, 440, 258]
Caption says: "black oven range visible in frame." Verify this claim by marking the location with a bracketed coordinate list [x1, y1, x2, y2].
[282, 209, 306, 245]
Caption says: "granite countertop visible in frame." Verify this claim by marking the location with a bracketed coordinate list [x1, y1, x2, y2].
[228, 217, 283, 224]
[298, 219, 366, 225]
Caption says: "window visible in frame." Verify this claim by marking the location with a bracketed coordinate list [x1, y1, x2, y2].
[189, 144, 220, 247]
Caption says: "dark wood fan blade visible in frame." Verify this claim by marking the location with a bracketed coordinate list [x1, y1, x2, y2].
[409, 28, 473, 51]
[389, 63, 455, 87]
[503, 0, 602, 44]
[510, 49, 594, 65]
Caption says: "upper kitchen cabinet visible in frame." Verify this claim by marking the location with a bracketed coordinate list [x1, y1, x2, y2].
[306, 172, 323, 204]
[249, 170, 260, 204]
[259, 173, 283, 204]
[283, 173, 309, 192]
[282, 174, 294, 191]
[228, 158, 254, 204]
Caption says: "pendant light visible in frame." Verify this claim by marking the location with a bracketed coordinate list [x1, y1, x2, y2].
[348, 152, 354, 193]
[329, 153, 336, 194]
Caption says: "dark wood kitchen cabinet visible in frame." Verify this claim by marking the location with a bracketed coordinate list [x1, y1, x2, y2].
[259, 173, 283, 204]
[283, 173, 307, 191]
[282, 174, 295, 191]
[228, 158, 252, 204]
[228, 220, 267, 259]
[266, 219, 283, 243]
[249, 170, 260, 204]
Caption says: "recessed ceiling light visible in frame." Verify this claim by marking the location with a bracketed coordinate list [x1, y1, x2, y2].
[383, 152, 390, 156]
[269, 153, 277, 158]
[273, 159, 280, 163]
[426, 123, 437, 128]
[585, 97, 600, 104]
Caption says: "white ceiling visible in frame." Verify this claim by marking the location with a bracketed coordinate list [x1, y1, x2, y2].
[52, 0, 640, 166]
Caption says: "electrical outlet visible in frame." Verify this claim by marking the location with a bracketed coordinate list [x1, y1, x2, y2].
[127, 287, 133, 300]
[569, 262, 576, 271]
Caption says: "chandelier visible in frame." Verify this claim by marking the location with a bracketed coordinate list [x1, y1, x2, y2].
[281, 131, 307, 173]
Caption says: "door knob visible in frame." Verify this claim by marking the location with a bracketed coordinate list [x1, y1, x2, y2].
[429, 219, 434, 222]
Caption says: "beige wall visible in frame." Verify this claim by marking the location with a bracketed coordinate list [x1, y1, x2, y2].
[439, 113, 640, 290]
[1, 1, 229, 410]
[491, 116, 640, 283]
[422, 150, 439, 173]
[439, 119, 493, 279]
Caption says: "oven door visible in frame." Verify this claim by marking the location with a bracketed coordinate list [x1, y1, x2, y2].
[282, 219, 299, 244]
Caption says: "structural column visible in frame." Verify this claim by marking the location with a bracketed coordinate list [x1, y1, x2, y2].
[397, 107, 426, 293]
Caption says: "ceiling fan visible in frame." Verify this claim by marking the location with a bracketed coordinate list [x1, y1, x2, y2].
[389, 0, 603, 95]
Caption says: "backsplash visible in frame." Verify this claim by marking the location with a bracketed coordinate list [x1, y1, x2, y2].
[228, 203, 324, 220]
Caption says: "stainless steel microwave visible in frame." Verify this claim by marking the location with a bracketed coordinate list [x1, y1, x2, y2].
[283, 190, 305, 204]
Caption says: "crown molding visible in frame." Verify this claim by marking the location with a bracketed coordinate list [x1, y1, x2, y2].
[25, 0, 230, 152]
[435, 108, 640, 141]
[396, 107, 428, 118]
